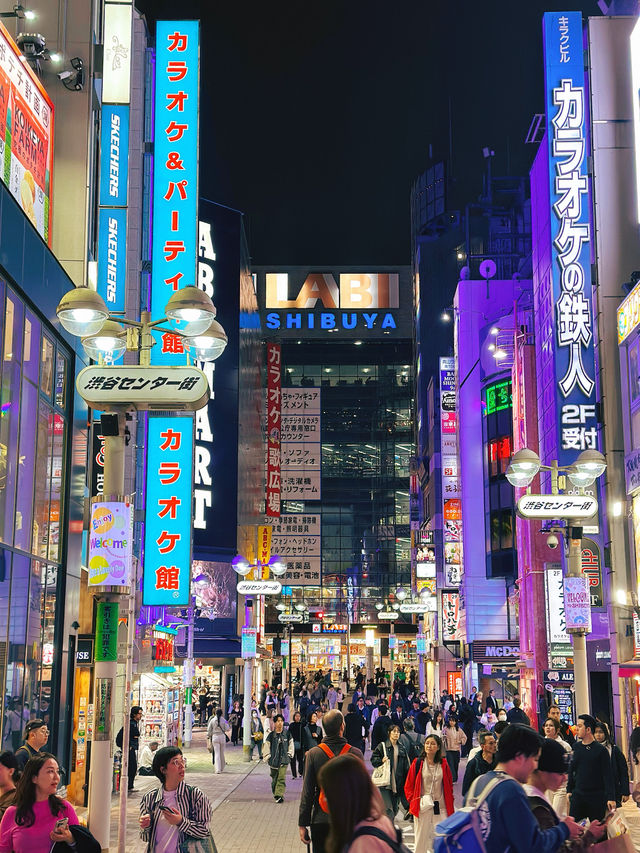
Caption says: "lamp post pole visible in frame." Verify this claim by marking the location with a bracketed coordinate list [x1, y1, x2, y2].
[567, 525, 590, 715]
[183, 595, 195, 748]
[418, 618, 426, 694]
[242, 598, 254, 762]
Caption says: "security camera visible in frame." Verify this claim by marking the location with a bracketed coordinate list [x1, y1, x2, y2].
[57, 70, 72, 81]
[546, 533, 559, 550]
[16, 32, 46, 58]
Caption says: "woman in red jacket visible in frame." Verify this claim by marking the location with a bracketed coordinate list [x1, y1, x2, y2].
[404, 734, 454, 853]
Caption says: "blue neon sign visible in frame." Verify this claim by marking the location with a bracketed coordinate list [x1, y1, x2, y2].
[151, 20, 199, 365]
[97, 207, 127, 313]
[99, 104, 129, 208]
[143, 416, 194, 606]
[543, 12, 598, 466]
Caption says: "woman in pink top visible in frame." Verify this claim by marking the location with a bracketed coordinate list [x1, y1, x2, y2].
[318, 753, 401, 852]
[0, 753, 79, 853]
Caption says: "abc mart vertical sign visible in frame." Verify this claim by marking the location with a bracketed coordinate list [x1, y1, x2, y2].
[543, 12, 598, 467]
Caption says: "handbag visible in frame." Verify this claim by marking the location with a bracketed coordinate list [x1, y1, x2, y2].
[179, 786, 218, 853]
[372, 744, 391, 787]
[253, 730, 263, 741]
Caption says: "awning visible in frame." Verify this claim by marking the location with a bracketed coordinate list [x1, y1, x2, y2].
[618, 661, 640, 678]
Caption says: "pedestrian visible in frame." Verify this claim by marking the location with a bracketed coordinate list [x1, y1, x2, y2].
[399, 717, 425, 765]
[404, 733, 454, 853]
[326, 685, 338, 710]
[442, 713, 466, 783]
[139, 746, 213, 853]
[138, 740, 159, 777]
[298, 710, 364, 852]
[471, 690, 483, 731]
[462, 724, 582, 852]
[289, 711, 305, 779]
[457, 697, 474, 757]
[567, 714, 616, 821]
[545, 704, 575, 746]
[371, 705, 392, 751]
[14, 720, 49, 771]
[631, 725, 640, 785]
[207, 708, 230, 774]
[266, 714, 293, 803]
[506, 696, 529, 725]
[480, 707, 498, 730]
[336, 687, 344, 711]
[542, 717, 572, 814]
[594, 720, 630, 808]
[344, 704, 367, 753]
[525, 738, 605, 850]
[425, 709, 444, 739]
[229, 700, 242, 746]
[116, 705, 142, 792]
[371, 724, 409, 821]
[249, 709, 264, 760]
[0, 753, 79, 853]
[316, 752, 396, 852]
[461, 729, 497, 797]
[485, 689, 498, 714]
[304, 710, 324, 751]
[0, 753, 18, 819]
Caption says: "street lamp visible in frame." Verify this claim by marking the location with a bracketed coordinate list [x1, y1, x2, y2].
[56, 284, 227, 846]
[508, 447, 607, 716]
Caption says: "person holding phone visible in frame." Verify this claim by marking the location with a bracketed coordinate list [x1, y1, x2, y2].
[0, 753, 79, 852]
[139, 746, 213, 853]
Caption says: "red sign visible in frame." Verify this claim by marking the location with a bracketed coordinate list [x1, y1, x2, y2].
[447, 671, 462, 696]
[153, 636, 174, 663]
[266, 342, 281, 517]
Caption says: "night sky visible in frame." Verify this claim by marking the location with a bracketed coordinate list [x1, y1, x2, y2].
[137, 1, 600, 266]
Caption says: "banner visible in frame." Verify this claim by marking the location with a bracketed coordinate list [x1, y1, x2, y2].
[266, 342, 281, 516]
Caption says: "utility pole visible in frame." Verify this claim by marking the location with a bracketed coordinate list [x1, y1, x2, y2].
[242, 599, 254, 762]
[183, 596, 195, 748]
[566, 524, 589, 715]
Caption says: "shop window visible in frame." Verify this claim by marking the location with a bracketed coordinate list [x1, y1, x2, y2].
[40, 336, 54, 400]
[14, 378, 37, 552]
[488, 436, 512, 478]
[632, 408, 640, 450]
[0, 356, 20, 548]
[23, 311, 41, 385]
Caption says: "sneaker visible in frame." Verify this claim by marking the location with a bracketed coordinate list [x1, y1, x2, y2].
[275, 796, 284, 803]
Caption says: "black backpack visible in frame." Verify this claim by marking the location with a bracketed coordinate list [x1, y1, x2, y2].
[350, 826, 411, 853]
[403, 731, 424, 762]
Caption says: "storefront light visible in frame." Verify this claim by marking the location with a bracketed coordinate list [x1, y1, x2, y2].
[365, 628, 375, 647]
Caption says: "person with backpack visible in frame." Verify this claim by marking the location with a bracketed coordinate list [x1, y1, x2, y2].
[317, 752, 408, 853]
[399, 717, 424, 763]
[404, 734, 454, 853]
[371, 724, 410, 821]
[298, 710, 364, 853]
[438, 724, 582, 853]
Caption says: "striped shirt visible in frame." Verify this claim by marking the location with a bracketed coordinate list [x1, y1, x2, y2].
[140, 781, 212, 852]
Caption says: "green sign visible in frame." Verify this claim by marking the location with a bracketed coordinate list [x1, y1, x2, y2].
[95, 601, 119, 661]
[485, 380, 512, 415]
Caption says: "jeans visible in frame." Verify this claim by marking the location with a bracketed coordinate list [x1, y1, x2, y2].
[250, 738, 263, 759]
[270, 764, 287, 798]
[446, 750, 460, 782]
[290, 747, 304, 777]
[310, 822, 330, 853]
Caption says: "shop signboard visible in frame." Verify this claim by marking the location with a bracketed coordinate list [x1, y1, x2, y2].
[143, 416, 194, 606]
[581, 538, 603, 608]
[280, 389, 321, 501]
[0, 21, 54, 243]
[266, 342, 282, 516]
[258, 270, 410, 339]
[543, 669, 575, 724]
[76, 638, 93, 666]
[236, 579, 282, 595]
[517, 494, 598, 520]
[441, 591, 465, 642]
[563, 576, 592, 632]
[470, 642, 520, 665]
[543, 12, 599, 463]
[448, 671, 463, 696]
[151, 20, 199, 366]
[99, 104, 129, 207]
[88, 500, 131, 588]
[545, 564, 571, 645]
[378, 611, 399, 620]
[95, 601, 119, 661]
[268, 513, 321, 586]
[90, 422, 105, 497]
[77, 365, 209, 411]
[484, 379, 512, 415]
[97, 206, 127, 314]
[399, 603, 431, 614]
[102, 2, 132, 105]
[625, 447, 640, 496]
[241, 627, 257, 659]
[416, 634, 427, 655]
[279, 612, 303, 623]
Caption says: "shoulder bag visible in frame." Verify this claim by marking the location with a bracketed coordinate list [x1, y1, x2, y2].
[371, 743, 391, 787]
[179, 786, 218, 853]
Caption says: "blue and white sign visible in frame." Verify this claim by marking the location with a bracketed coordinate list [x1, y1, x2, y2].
[151, 20, 200, 365]
[143, 416, 194, 606]
[97, 207, 127, 313]
[543, 12, 598, 466]
[99, 105, 129, 207]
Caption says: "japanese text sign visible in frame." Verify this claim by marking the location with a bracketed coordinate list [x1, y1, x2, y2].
[266, 342, 281, 516]
[77, 365, 209, 411]
[88, 500, 131, 588]
[441, 591, 464, 642]
[543, 12, 598, 464]
[143, 416, 194, 605]
[545, 563, 570, 644]
[151, 20, 199, 365]
[95, 601, 119, 661]
[0, 21, 54, 243]
[563, 575, 592, 632]
[517, 493, 597, 519]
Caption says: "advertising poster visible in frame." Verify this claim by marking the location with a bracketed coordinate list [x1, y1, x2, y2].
[88, 500, 131, 587]
[0, 22, 54, 243]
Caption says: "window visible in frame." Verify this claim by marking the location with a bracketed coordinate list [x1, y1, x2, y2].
[488, 436, 512, 478]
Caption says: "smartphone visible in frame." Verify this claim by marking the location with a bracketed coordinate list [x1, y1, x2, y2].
[158, 805, 174, 813]
[55, 818, 69, 831]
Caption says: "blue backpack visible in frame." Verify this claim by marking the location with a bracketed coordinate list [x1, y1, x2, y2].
[433, 773, 509, 853]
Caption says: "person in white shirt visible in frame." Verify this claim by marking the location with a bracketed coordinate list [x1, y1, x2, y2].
[138, 741, 159, 776]
[207, 709, 231, 774]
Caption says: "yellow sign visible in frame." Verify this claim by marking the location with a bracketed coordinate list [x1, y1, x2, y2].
[257, 525, 272, 578]
[618, 282, 640, 344]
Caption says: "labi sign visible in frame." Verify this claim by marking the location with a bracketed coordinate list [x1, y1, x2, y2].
[260, 271, 404, 338]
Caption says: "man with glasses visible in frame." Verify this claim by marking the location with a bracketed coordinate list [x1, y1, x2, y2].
[15, 719, 49, 770]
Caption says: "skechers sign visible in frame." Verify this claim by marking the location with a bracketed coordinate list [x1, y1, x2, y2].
[256, 269, 411, 339]
[99, 105, 129, 207]
[543, 12, 598, 466]
[97, 208, 127, 312]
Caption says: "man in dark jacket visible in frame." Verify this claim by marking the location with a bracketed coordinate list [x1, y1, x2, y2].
[416, 702, 431, 735]
[485, 689, 499, 714]
[567, 714, 616, 821]
[461, 729, 497, 796]
[344, 703, 367, 753]
[371, 704, 392, 750]
[115, 706, 142, 791]
[266, 714, 293, 802]
[399, 717, 424, 762]
[506, 696, 530, 725]
[298, 710, 364, 853]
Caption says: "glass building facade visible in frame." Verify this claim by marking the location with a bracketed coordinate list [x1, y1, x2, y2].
[0, 277, 73, 750]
